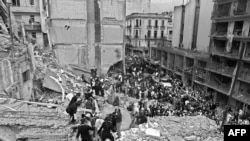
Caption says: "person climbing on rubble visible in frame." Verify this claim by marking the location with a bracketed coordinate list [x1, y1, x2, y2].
[113, 108, 122, 139]
[98, 115, 115, 141]
[76, 118, 95, 141]
[66, 99, 82, 124]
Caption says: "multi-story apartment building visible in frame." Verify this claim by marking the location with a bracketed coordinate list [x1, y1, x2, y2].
[151, 0, 250, 111]
[11, 0, 45, 47]
[207, 0, 250, 110]
[126, 12, 173, 56]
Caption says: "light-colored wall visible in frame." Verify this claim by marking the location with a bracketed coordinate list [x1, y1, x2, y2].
[183, 0, 196, 50]
[127, 15, 172, 48]
[172, 6, 182, 48]
[196, 0, 213, 53]
[101, 44, 123, 74]
[101, 0, 124, 20]
[126, 0, 151, 15]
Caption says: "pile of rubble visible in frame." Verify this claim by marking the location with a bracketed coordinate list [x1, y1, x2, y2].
[120, 116, 223, 141]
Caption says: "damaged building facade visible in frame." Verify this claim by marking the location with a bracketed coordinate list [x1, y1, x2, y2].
[46, 0, 150, 74]
[11, 0, 48, 47]
[151, 0, 250, 111]
[208, 0, 250, 110]
[0, 1, 34, 101]
[126, 12, 173, 57]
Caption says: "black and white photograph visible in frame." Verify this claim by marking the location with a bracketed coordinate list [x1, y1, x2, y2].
[0, 0, 249, 141]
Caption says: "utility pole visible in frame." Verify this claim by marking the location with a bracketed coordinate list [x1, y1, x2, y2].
[123, 0, 127, 75]
[123, 0, 127, 95]
[220, 42, 246, 131]
[7, 0, 14, 58]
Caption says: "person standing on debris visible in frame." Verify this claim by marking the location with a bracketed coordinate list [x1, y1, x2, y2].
[76, 118, 95, 141]
[66, 99, 81, 124]
[98, 116, 115, 141]
[114, 108, 122, 139]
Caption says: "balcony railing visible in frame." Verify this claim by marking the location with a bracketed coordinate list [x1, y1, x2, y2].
[147, 25, 152, 30]
[154, 26, 159, 30]
[24, 24, 41, 31]
[207, 63, 235, 76]
[239, 69, 250, 83]
[212, 48, 240, 58]
[160, 26, 165, 30]
[207, 80, 230, 94]
[134, 25, 140, 28]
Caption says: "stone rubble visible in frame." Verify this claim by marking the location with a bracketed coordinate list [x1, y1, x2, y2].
[119, 116, 224, 141]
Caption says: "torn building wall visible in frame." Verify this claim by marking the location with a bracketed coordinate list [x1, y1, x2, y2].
[126, 0, 151, 15]
[101, 44, 123, 74]
[172, 5, 183, 48]
[48, 0, 88, 68]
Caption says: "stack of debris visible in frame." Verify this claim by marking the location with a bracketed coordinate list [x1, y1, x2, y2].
[120, 116, 223, 141]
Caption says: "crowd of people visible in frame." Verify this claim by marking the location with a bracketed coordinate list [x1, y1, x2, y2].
[65, 56, 250, 140]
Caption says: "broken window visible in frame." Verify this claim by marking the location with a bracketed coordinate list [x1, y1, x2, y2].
[209, 72, 231, 92]
[233, 0, 247, 15]
[231, 40, 240, 55]
[233, 21, 244, 36]
[217, 3, 231, 17]
[240, 62, 250, 81]
[245, 42, 250, 58]
[215, 22, 228, 35]
[213, 39, 227, 53]
[22, 70, 30, 83]
[12, 0, 20, 6]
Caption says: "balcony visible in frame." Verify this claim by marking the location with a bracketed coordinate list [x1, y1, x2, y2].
[160, 26, 165, 30]
[11, 6, 40, 13]
[212, 49, 240, 59]
[147, 25, 152, 30]
[207, 62, 235, 77]
[134, 25, 141, 29]
[154, 26, 159, 30]
[24, 24, 42, 31]
[206, 80, 230, 95]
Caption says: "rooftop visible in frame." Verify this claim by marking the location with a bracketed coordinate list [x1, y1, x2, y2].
[126, 12, 172, 20]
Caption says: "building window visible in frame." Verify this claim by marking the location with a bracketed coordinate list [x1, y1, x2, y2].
[31, 32, 36, 38]
[30, 0, 34, 5]
[161, 31, 164, 38]
[155, 20, 158, 27]
[147, 30, 151, 38]
[161, 20, 165, 26]
[29, 15, 35, 24]
[148, 41, 150, 47]
[12, 0, 20, 6]
[154, 31, 157, 38]
[136, 19, 139, 26]
[18, 31, 22, 37]
[135, 30, 138, 38]
[22, 70, 30, 83]
[140, 19, 142, 26]
[169, 30, 173, 35]
[148, 20, 151, 26]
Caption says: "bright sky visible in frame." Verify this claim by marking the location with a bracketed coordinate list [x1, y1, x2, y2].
[151, 0, 188, 13]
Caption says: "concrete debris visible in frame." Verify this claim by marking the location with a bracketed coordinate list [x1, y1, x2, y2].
[120, 116, 223, 141]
